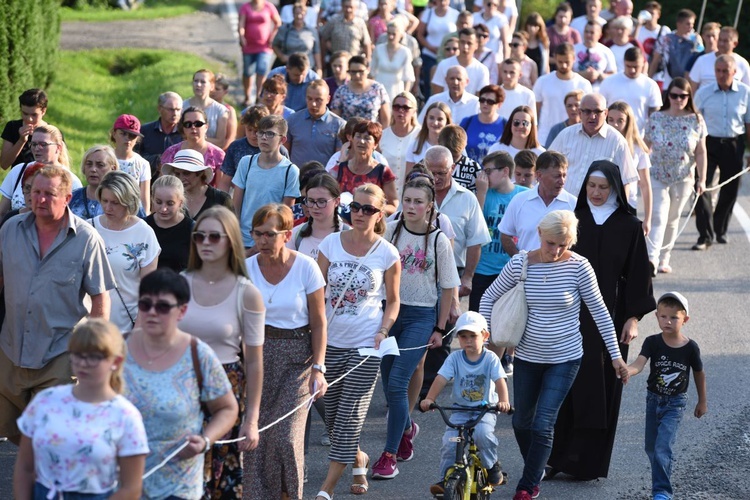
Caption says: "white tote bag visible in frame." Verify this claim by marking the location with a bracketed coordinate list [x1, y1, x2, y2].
[490, 252, 528, 348]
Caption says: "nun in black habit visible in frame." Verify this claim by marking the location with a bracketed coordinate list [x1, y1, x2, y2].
[546, 160, 656, 480]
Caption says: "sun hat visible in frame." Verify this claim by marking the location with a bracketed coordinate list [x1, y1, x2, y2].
[455, 311, 488, 334]
[113, 114, 143, 137]
[161, 149, 214, 184]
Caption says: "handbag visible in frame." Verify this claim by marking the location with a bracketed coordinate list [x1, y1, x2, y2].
[490, 251, 528, 348]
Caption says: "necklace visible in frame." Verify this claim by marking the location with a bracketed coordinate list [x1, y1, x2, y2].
[105, 216, 130, 232]
[141, 334, 175, 366]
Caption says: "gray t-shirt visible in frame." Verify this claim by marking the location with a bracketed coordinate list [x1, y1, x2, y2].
[438, 349, 505, 406]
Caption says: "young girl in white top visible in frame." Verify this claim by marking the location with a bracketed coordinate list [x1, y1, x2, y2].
[14, 319, 149, 499]
[289, 172, 347, 260]
[111, 114, 152, 214]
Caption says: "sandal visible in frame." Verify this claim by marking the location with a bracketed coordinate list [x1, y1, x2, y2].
[316, 491, 333, 500]
[351, 452, 370, 495]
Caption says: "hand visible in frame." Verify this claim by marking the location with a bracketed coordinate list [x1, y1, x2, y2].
[449, 299, 461, 324]
[696, 180, 706, 196]
[238, 421, 260, 451]
[428, 329, 443, 349]
[420, 398, 434, 412]
[310, 370, 328, 400]
[642, 219, 651, 236]
[374, 331, 387, 349]
[239, 36, 247, 47]
[475, 170, 489, 196]
[339, 142, 351, 162]
[458, 276, 472, 297]
[496, 401, 511, 413]
[694, 401, 707, 418]
[620, 317, 639, 344]
[177, 434, 206, 459]
[612, 358, 629, 384]
[18, 123, 34, 141]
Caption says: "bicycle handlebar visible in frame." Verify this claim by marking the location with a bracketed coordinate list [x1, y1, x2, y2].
[424, 403, 514, 430]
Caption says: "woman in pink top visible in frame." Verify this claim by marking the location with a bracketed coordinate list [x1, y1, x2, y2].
[239, 0, 282, 106]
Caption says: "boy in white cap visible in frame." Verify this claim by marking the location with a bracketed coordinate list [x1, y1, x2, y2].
[627, 291, 707, 500]
[420, 311, 511, 496]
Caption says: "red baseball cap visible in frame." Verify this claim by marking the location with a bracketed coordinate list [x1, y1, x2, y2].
[113, 114, 143, 137]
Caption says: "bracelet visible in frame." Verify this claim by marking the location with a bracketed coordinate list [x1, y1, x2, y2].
[202, 435, 211, 453]
[378, 327, 389, 337]
[433, 326, 446, 334]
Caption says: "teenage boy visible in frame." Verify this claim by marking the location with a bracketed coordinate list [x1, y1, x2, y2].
[1, 89, 49, 169]
[420, 311, 511, 497]
[498, 58, 536, 121]
[627, 292, 707, 500]
[513, 149, 537, 188]
[232, 115, 300, 254]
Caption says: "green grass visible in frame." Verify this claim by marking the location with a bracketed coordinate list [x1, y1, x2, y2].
[61, 0, 204, 22]
[43, 49, 219, 177]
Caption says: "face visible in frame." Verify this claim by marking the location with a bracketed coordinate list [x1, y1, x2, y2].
[585, 175, 612, 206]
[554, 53, 575, 75]
[193, 217, 230, 263]
[426, 108, 448, 135]
[331, 58, 348, 80]
[193, 72, 213, 97]
[457, 15, 472, 30]
[703, 29, 720, 52]
[484, 0, 498, 12]
[446, 69, 467, 97]
[501, 62, 521, 87]
[22, 177, 34, 208]
[262, 86, 286, 110]
[244, 125, 259, 146]
[159, 97, 182, 126]
[457, 330, 486, 356]
[482, 163, 506, 188]
[348, 63, 367, 85]
[352, 130, 377, 157]
[536, 166, 567, 197]
[427, 161, 453, 192]
[342, 0, 356, 19]
[287, 67, 307, 85]
[84, 150, 115, 187]
[565, 96, 581, 122]
[478, 92, 500, 115]
[623, 58, 642, 79]
[655, 304, 688, 334]
[153, 186, 183, 223]
[392, 96, 416, 125]
[676, 17, 695, 35]
[401, 186, 432, 224]
[555, 10, 571, 27]
[580, 96, 607, 135]
[612, 25, 628, 43]
[350, 191, 384, 230]
[31, 174, 71, 221]
[667, 86, 691, 109]
[715, 61, 736, 88]
[718, 31, 738, 54]
[172, 168, 204, 191]
[510, 38, 526, 58]
[70, 350, 121, 386]
[182, 111, 207, 142]
[606, 109, 628, 135]
[305, 186, 339, 222]
[138, 292, 186, 337]
[614, 0, 632, 16]
[386, 24, 402, 44]
[514, 167, 535, 187]
[114, 128, 138, 152]
[458, 34, 477, 57]
[257, 126, 286, 153]
[511, 112, 533, 139]
[475, 29, 489, 48]
[584, 24, 600, 44]
[434, 0, 449, 10]
[307, 86, 329, 117]
[586, 0, 601, 17]
[293, 3, 307, 19]
[21, 105, 45, 127]
[209, 84, 228, 102]
[30, 131, 60, 163]
[537, 231, 572, 262]
[99, 188, 129, 222]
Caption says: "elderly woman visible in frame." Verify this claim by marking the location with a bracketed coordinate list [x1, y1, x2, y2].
[162, 149, 232, 220]
[91, 171, 160, 332]
[379, 91, 421, 198]
[146, 175, 194, 272]
[460, 84, 507, 163]
[547, 161, 655, 481]
[124, 269, 238, 500]
[180, 206, 265, 499]
[184, 69, 230, 150]
[371, 20, 416, 101]
[329, 121, 399, 215]
[487, 105, 545, 158]
[273, 0, 323, 74]
[69, 145, 119, 219]
[161, 107, 226, 188]
[331, 55, 391, 128]
[260, 74, 295, 120]
[243, 203, 327, 499]
[479, 209, 629, 500]
[315, 183, 400, 500]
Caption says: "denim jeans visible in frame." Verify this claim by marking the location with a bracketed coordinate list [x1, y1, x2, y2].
[645, 391, 688, 500]
[33, 483, 113, 500]
[438, 411, 498, 481]
[381, 304, 436, 453]
[512, 357, 581, 494]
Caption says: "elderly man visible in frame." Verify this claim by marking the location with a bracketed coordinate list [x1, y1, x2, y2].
[689, 27, 750, 91]
[138, 91, 183, 178]
[286, 80, 346, 167]
[692, 55, 750, 249]
[267, 52, 319, 111]
[0, 165, 115, 445]
[432, 28, 490, 95]
[319, 0, 372, 60]
[419, 66, 480, 126]
[549, 93, 639, 202]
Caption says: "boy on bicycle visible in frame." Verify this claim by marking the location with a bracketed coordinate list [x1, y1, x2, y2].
[420, 311, 512, 496]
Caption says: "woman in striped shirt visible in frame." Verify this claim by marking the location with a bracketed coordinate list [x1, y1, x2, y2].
[479, 210, 630, 500]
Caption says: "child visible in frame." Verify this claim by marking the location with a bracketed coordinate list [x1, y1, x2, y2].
[420, 311, 511, 496]
[628, 292, 707, 500]
[231, 114, 300, 254]
[513, 149, 537, 188]
[111, 114, 152, 214]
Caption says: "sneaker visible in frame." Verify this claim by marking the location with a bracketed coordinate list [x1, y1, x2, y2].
[320, 433, 331, 446]
[487, 461, 504, 485]
[653, 494, 671, 500]
[371, 452, 399, 479]
[396, 421, 420, 461]
[513, 491, 532, 500]
[502, 354, 514, 376]
[532, 485, 540, 498]
[429, 481, 445, 496]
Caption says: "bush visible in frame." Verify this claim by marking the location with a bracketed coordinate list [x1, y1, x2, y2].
[0, 0, 60, 124]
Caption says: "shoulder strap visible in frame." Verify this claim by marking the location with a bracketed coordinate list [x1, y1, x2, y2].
[237, 276, 250, 333]
[295, 222, 309, 250]
[519, 251, 528, 282]
[12, 163, 28, 195]
[433, 228, 444, 287]
[283, 163, 292, 194]
[336, 161, 345, 183]
[190, 336, 203, 396]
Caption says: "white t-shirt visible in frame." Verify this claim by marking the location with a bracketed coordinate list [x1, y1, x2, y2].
[627, 144, 651, 208]
[17, 385, 149, 495]
[688, 51, 750, 88]
[404, 137, 435, 165]
[533, 72, 592, 145]
[117, 152, 152, 183]
[608, 42, 636, 73]
[498, 85, 537, 120]
[573, 42, 617, 88]
[92, 215, 160, 332]
[325, 149, 389, 171]
[472, 11, 508, 55]
[598, 72, 663, 132]
[432, 56, 490, 95]
[420, 7, 460, 58]
[246, 252, 326, 329]
[385, 221, 460, 307]
[380, 126, 421, 197]
[487, 143, 545, 158]
[318, 233, 400, 348]
[0, 162, 82, 210]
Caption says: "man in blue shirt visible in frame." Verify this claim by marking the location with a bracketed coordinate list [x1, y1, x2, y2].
[286, 80, 345, 166]
[267, 53, 320, 111]
[137, 91, 183, 178]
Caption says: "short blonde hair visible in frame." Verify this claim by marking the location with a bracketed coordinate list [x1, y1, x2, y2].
[96, 170, 141, 216]
[69, 319, 126, 393]
[538, 210, 578, 246]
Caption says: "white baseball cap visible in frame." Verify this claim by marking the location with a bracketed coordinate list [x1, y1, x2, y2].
[455, 311, 488, 334]
[658, 291, 690, 315]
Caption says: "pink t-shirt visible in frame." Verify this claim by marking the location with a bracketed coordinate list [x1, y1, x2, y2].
[239, 1, 279, 54]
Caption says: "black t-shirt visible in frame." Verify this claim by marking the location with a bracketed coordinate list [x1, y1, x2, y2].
[194, 186, 233, 220]
[1, 120, 34, 167]
[146, 214, 195, 273]
[640, 334, 703, 396]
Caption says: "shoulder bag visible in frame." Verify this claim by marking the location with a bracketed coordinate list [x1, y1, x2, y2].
[490, 251, 528, 348]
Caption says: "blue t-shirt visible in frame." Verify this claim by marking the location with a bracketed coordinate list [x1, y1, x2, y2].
[460, 114, 507, 164]
[476, 185, 528, 276]
[438, 349, 505, 406]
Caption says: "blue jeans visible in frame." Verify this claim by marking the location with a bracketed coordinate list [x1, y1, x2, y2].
[381, 304, 436, 453]
[439, 411, 498, 481]
[242, 52, 272, 77]
[512, 357, 581, 493]
[34, 483, 113, 499]
[645, 391, 688, 500]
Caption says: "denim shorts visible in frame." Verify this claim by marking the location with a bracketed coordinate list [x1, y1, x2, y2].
[242, 52, 273, 77]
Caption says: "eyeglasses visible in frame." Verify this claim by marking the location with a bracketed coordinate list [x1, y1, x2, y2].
[192, 231, 227, 244]
[252, 229, 289, 239]
[444, 46, 459, 52]
[160, 106, 182, 112]
[304, 197, 334, 208]
[256, 130, 281, 139]
[509, 42, 523, 48]
[477, 33, 489, 38]
[348, 69, 366, 75]
[580, 109, 606, 116]
[350, 201, 382, 216]
[513, 119, 531, 127]
[669, 93, 690, 100]
[137, 298, 181, 314]
[70, 352, 107, 367]
[392, 104, 413, 112]
[29, 141, 56, 149]
[479, 97, 498, 105]
[182, 120, 206, 129]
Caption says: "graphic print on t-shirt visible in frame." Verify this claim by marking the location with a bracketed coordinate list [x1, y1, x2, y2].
[328, 260, 375, 315]
[399, 243, 434, 275]
[460, 373, 489, 402]
[653, 354, 689, 395]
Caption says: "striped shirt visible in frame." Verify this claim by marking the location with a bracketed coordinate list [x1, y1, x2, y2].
[479, 252, 621, 364]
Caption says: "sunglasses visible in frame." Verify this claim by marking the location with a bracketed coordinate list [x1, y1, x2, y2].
[669, 93, 690, 100]
[350, 201, 381, 216]
[509, 42, 523, 48]
[513, 119, 531, 127]
[392, 104, 413, 112]
[137, 298, 180, 314]
[192, 231, 227, 244]
[479, 97, 498, 105]
[182, 120, 206, 129]
[251, 229, 288, 239]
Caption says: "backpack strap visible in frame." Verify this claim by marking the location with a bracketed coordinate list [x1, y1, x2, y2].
[12, 163, 28, 196]
[294, 221, 310, 250]
[283, 162, 293, 194]
[190, 336, 203, 396]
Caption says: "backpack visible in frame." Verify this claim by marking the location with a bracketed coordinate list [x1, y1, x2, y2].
[665, 34, 699, 79]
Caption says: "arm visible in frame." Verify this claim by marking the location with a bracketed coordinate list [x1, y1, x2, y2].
[694, 134, 707, 195]
[307, 286, 328, 399]
[535, 101, 542, 121]
[494, 377, 511, 413]
[282, 196, 296, 207]
[627, 354, 648, 377]
[429, 285, 455, 349]
[620, 317, 640, 344]
[207, 113, 230, 150]
[217, 169, 233, 193]
[12, 435, 34, 500]
[140, 180, 151, 216]
[378, 101, 391, 129]
[238, 344, 263, 451]
[1, 132, 30, 170]
[416, 20, 431, 51]
[459, 244, 481, 297]
[694, 369, 707, 418]
[0, 197, 11, 218]
[638, 169, 652, 235]
[500, 232, 518, 256]
[419, 374, 448, 411]
[648, 52, 663, 78]
[139, 258, 159, 279]
[404, 12, 420, 34]
[232, 186, 245, 217]
[375, 260, 401, 349]
[238, 13, 247, 48]
[382, 180, 399, 215]
[179, 390, 238, 459]
[109, 455, 146, 500]
[90, 291, 111, 320]
[475, 169, 488, 208]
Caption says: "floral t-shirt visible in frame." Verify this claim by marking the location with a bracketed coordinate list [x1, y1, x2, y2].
[124, 339, 232, 500]
[17, 385, 149, 495]
[645, 112, 706, 185]
[331, 82, 390, 123]
[117, 152, 152, 183]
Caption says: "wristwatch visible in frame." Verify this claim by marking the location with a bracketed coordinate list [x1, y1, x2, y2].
[312, 363, 327, 374]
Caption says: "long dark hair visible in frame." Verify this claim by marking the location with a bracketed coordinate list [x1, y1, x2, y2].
[299, 172, 342, 238]
[499, 105, 540, 149]
[661, 77, 697, 114]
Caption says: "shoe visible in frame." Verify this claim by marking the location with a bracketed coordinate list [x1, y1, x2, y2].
[513, 490, 533, 500]
[320, 433, 331, 446]
[487, 461, 505, 485]
[502, 354, 514, 376]
[532, 485, 540, 498]
[429, 481, 445, 496]
[371, 452, 399, 479]
[717, 234, 729, 244]
[657, 264, 672, 274]
[350, 452, 370, 494]
[653, 494, 671, 500]
[692, 239, 712, 250]
[397, 421, 420, 461]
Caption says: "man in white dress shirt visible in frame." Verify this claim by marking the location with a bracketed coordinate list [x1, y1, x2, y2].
[419, 66, 480, 126]
[498, 58, 536, 120]
[432, 27, 490, 95]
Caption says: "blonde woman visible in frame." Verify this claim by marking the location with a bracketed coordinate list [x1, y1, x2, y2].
[146, 175, 194, 272]
[379, 91, 421, 198]
[69, 145, 119, 219]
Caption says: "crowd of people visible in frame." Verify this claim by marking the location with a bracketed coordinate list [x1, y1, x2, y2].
[1, 0, 736, 498]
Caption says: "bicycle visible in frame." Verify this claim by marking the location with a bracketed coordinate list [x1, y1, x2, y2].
[425, 403, 513, 500]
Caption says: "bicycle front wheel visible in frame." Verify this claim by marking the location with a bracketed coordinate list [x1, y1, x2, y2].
[444, 471, 468, 500]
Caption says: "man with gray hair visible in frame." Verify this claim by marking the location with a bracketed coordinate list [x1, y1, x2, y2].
[418, 66, 480, 126]
[138, 91, 183, 178]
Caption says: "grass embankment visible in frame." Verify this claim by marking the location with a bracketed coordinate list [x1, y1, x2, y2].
[44, 49, 219, 177]
[61, 0, 204, 22]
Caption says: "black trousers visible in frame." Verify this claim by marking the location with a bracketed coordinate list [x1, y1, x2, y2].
[695, 135, 745, 241]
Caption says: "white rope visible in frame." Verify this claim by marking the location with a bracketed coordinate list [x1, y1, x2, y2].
[142, 439, 190, 480]
[646, 167, 750, 251]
